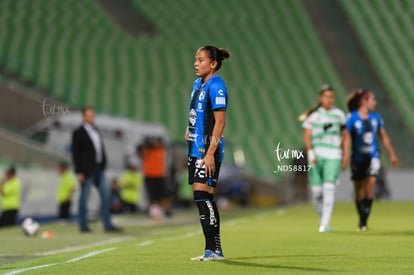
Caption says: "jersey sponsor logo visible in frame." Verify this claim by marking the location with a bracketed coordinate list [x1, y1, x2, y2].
[199, 90, 206, 100]
[218, 89, 224, 96]
[363, 132, 373, 144]
[189, 108, 197, 126]
[215, 97, 226, 105]
[188, 132, 198, 141]
[323, 123, 333, 131]
[197, 102, 202, 110]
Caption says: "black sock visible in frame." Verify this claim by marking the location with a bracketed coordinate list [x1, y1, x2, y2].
[194, 191, 216, 251]
[355, 199, 364, 226]
[209, 194, 222, 253]
[360, 198, 373, 227]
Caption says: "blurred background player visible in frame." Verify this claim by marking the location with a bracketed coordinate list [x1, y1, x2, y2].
[119, 162, 143, 213]
[176, 159, 193, 208]
[0, 166, 21, 227]
[345, 89, 398, 231]
[140, 136, 171, 220]
[109, 178, 123, 214]
[71, 106, 121, 233]
[56, 161, 76, 221]
[185, 45, 230, 261]
[301, 85, 349, 232]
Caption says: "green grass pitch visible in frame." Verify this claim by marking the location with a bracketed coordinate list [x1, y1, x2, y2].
[0, 201, 413, 274]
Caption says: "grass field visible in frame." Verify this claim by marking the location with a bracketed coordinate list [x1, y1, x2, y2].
[0, 201, 413, 274]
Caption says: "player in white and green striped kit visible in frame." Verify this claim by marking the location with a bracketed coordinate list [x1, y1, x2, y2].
[302, 85, 350, 232]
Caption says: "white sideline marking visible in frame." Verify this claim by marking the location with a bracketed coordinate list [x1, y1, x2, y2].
[161, 230, 201, 241]
[65, 247, 117, 263]
[136, 240, 155, 247]
[35, 237, 131, 256]
[4, 264, 56, 275]
[4, 247, 117, 275]
[135, 230, 201, 247]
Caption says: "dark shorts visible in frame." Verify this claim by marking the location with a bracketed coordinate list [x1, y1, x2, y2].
[351, 158, 381, 180]
[0, 209, 18, 227]
[187, 156, 221, 188]
[145, 177, 168, 201]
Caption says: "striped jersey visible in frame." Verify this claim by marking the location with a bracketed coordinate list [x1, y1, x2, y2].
[302, 107, 346, 159]
[187, 75, 228, 160]
[345, 111, 383, 162]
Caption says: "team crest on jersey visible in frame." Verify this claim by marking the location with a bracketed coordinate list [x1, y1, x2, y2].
[371, 119, 378, 130]
[189, 108, 197, 126]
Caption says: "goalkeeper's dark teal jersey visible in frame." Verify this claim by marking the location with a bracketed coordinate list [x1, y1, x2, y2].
[187, 75, 227, 160]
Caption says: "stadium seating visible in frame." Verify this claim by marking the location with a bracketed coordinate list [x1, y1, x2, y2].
[340, 0, 414, 134]
[0, 0, 348, 179]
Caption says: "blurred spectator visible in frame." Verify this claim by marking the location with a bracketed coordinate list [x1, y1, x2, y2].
[109, 178, 123, 214]
[57, 161, 76, 220]
[119, 163, 143, 212]
[71, 106, 121, 233]
[176, 160, 193, 208]
[140, 136, 172, 219]
[0, 166, 21, 227]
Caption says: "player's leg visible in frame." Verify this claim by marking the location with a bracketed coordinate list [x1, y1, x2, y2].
[94, 169, 115, 231]
[0, 210, 18, 226]
[208, 161, 223, 257]
[351, 160, 370, 231]
[359, 175, 376, 229]
[309, 161, 323, 219]
[353, 179, 366, 230]
[320, 159, 341, 232]
[189, 157, 223, 261]
[359, 158, 380, 229]
[79, 177, 92, 232]
[60, 201, 70, 220]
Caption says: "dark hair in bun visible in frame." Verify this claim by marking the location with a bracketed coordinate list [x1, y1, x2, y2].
[199, 45, 230, 71]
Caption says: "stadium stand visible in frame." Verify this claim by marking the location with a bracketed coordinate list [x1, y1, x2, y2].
[0, 0, 349, 179]
[340, 0, 414, 135]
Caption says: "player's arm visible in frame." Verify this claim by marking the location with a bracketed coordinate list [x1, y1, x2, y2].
[203, 110, 226, 177]
[184, 127, 189, 141]
[71, 130, 85, 183]
[378, 128, 398, 167]
[0, 176, 5, 194]
[341, 127, 350, 169]
[303, 128, 316, 164]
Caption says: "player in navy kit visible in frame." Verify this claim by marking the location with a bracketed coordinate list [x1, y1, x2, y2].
[185, 45, 230, 261]
[345, 89, 398, 231]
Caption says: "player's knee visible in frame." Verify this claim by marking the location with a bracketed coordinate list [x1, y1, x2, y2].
[193, 190, 209, 202]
